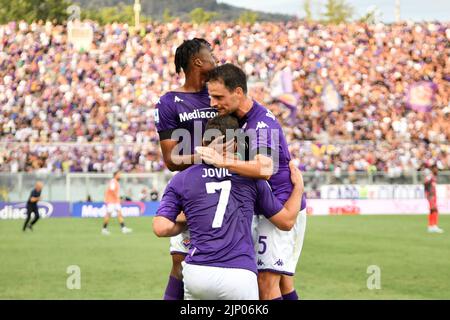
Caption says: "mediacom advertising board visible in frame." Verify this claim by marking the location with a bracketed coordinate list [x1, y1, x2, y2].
[0, 202, 71, 220]
[71, 201, 160, 218]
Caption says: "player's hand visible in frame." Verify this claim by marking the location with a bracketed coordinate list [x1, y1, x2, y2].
[195, 146, 227, 168]
[207, 135, 235, 154]
[289, 161, 304, 192]
[176, 212, 187, 223]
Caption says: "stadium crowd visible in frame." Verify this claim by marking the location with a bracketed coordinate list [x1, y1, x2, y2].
[0, 19, 449, 174]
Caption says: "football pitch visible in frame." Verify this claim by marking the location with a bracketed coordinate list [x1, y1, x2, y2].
[1, 215, 449, 300]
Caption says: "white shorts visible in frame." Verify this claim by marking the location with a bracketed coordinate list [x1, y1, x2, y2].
[254, 208, 307, 275]
[169, 230, 191, 255]
[106, 203, 122, 215]
[182, 261, 259, 300]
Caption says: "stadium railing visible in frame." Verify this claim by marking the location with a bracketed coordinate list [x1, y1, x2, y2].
[1, 171, 450, 202]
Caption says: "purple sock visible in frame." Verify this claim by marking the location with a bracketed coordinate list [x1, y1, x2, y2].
[163, 276, 184, 300]
[282, 290, 299, 300]
[272, 296, 283, 300]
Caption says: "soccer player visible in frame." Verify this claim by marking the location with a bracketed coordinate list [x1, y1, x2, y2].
[425, 164, 444, 233]
[23, 181, 43, 232]
[102, 170, 132, 235]
[197, 63, 307, 300]
[153, 115, 304, 300]
[154, 38, 220, 300]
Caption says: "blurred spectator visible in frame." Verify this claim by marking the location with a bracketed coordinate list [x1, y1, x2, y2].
[122, 187, 133, 201]
[139, 187, 149, 201]
[150, 187, 159, 201]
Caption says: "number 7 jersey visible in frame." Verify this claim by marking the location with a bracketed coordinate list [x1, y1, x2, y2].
[156, 164, 285, 274]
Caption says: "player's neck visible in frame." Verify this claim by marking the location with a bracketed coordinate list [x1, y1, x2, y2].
[180, 73, 206, 93]
[235, 98, 254, 119]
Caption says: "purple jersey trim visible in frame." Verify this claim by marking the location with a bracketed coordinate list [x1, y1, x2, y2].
[257, 268, 295, 276]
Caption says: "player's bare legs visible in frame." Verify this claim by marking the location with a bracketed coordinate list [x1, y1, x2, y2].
[280, 275, 299, 300]
[163, 253, 186, 300]
[258, 271, 282, 300]
[117, 211, 124, 225]
[170, 253, 185, 280]
[102, 212, 111, 235]
[117, 210, 132, 234]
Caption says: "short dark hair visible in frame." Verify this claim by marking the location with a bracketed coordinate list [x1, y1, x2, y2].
[174, 38, 212, 74]
[208, 63, 247, 94]
[203, 115, 240, 145]
[113, 170, 121, 177]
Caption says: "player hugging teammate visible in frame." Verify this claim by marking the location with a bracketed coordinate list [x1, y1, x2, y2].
[153, 39, 307, 300]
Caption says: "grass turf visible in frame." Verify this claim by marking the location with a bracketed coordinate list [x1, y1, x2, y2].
[0, 215, 449, 299]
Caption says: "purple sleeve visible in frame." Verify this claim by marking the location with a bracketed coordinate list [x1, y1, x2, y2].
[156, 174, 183, 222]
[155, 96, 179, 138]
[247, 121, 277, 159]
[255, 180, 283, 218]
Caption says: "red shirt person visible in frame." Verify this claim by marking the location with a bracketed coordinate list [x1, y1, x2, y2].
[424, 165, 444, 233]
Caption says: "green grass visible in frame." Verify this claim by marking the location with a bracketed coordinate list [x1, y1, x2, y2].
[0, 215, 449, 299]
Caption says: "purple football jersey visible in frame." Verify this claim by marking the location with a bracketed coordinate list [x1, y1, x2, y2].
[154, 87, 218, 154]
[156, 164, 284, 274]
[238, 100, 307, 209]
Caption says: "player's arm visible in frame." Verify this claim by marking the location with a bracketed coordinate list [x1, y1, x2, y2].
[152, 174, 187, 237]
[196, 148, 273, 180]
[197, 124, 276, 179]
[257, 161, 304, 231]
[161, 135, 232, 172]
[155, 97, 204, 172]
[153, 215, 187, 237]
[224, 154, 273, 180]
[160, 139, 199, 172]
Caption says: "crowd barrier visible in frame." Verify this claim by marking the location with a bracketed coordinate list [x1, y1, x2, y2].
[1, 199, 449, 220]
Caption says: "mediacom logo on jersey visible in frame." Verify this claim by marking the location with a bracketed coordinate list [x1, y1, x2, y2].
[179, 108, 218, 123]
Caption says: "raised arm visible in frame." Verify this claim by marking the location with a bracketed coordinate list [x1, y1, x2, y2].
[268, 162, 304, 231]
[160, 139, 199, 172]
[256, 161, 304, 231]
[196, 147, 274, 180]
[152, 174, 188, 237]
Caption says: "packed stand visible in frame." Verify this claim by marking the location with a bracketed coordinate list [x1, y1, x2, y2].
[0, 20, 449, 173]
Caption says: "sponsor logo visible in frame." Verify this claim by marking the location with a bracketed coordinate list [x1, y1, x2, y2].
[256, 121, 269, 131]
[257, 259, 264, 266]
[266, 111, 275, 121]
[0, 202, 53, 220]
[242, 122, 247, 130]
[274, 259, 284, 267]
[174, 96, 184, 103]
[182, 239, 191, 248]
[80, 204, 142, 218]
[179, 108, 218, 123]
[328, 205, 361, 215]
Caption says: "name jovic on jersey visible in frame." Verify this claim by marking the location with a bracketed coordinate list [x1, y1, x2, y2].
[157, 164, 284, 274]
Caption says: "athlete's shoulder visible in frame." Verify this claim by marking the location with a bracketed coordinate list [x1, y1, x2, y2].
[156, 92, 177, 108]
[170, 164, 205, 181]
[246, 103, 280, 130]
